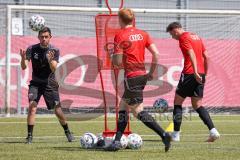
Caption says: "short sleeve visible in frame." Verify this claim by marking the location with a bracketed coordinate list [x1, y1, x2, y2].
[53, 48, 60, 62]
[201, 39, 206, 52]
[179, 37, 193, 52]
[26, 46, 32, 61]
[114, 33, 123, 54]
[145, 32, 153, 48]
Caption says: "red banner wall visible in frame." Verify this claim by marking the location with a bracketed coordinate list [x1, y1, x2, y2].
[0, 36, 240, 109]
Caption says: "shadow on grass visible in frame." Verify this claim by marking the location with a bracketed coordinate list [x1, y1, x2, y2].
[53, 146, 108, 152]
[144, 139, 160, 142]
[53, 146, 144, 152]
[0, 141, 58, 144]
[0, 141, 25, 144]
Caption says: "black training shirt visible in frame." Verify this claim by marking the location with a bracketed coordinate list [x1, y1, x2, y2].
[26, 43, 59, 83]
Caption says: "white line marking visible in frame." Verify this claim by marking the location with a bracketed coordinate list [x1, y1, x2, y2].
[0, 114, 240, 118]
[0, 134, 239, 139]
[0, 120, 239, 124]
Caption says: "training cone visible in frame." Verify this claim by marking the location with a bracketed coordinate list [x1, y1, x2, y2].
[165, 122, 174, 132]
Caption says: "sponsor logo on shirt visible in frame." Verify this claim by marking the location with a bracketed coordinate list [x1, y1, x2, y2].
[129, 34, 143, 41]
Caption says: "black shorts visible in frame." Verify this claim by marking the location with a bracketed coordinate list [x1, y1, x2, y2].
[28, 81, 61, 110]
[176, 73, 205, 98]
[122, 75, 147, 105]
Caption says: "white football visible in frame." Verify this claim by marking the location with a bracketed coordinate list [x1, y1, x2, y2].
[80, 132, 98, 149]
[29, 15, 45, 31]
[127, 133, 143, 149]
[96, 133, 104, 142]
[103, 136, 114, 147]
[112, 134, 128, 149]
[153, 98, 168, 113]
[96, 133, 105, 147]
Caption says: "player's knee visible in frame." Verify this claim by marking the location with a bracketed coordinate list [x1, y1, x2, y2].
[131, 104, 143, 118]
[131, 111, 137, 118]
[54, 105, 62, 114]
[174, 94, 185, 105]
[29, 101, 37, 108]
[119, 101, 127, 111]
[192, 105, 201, 110]
[28, 109, 36, 115]
[191, 99, 202, 109]
[28, 102, 37, 115]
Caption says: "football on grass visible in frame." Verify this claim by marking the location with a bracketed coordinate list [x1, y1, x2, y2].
[127, 133, 143, 149]
[80, 132, 98, 149]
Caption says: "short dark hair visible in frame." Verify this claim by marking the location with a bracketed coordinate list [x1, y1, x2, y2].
[166, 22, 182, 32]
[38, 26, 51, 36]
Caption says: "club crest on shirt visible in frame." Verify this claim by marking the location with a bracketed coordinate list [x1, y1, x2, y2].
[33, 53, 39, 59]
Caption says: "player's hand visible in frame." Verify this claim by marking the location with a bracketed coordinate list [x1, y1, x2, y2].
[20, 49, 26, 59]
[47, 50, 55, 63]
[194, 73, 202, 84]
[146, 73, 154, 81]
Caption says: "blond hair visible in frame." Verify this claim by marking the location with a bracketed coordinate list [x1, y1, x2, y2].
[118, 8, 135, 25]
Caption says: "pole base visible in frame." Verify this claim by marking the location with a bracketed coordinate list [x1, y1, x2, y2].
[102, 129, 132, 137]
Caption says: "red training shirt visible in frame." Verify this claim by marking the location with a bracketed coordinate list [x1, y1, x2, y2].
[114, 27, 153, 78]
[179, 32, 206, 74]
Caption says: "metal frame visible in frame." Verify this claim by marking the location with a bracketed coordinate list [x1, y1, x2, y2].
[6, 5, 240, 14]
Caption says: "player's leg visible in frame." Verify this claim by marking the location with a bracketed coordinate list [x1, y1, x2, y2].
[54, 105, 74, 142]
[105, 100, 129, 151]
[171, 93, 185, 142]
[26, 83, 42, 144]
[54, 106, 67, 126]
[105, 78, 132, 151]
[43, 85, 74, 142]
[171, 73, 191, 142]
[113, 100, 128, 142]
[191, 97, 220, 142]
[26, 101, 37, 144]
[105, 76, 145, 151]
[110, 76, 143, 146]
[126, 75, 171, 152]
[130, 103, 171, 152]
[191, 74, 220, 142]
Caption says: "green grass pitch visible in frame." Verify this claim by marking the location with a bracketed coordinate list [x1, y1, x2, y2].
[0, 115, 239, 160]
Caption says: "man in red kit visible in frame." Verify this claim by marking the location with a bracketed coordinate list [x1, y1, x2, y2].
[166, 22, 220, 142]
[105, 8, 171, 152]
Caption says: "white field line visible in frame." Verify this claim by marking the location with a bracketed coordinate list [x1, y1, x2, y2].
[0, 133, 240, 139]
[1, 114, 240, 118]
[0, 120, 240, 124]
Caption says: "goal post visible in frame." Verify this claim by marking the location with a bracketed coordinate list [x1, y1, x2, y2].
[3, 5, 240, 118]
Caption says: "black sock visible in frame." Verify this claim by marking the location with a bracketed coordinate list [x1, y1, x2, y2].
[62, 123, 70, 132]
[115, 110, 128, 141]
[173, 105, 182, 131]
[196, 106, 214, 130]
[137, 111, 165, 139]
[27, 125, 34, 137]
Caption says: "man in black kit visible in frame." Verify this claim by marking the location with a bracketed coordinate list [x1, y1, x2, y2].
[20, 27, 74, 144]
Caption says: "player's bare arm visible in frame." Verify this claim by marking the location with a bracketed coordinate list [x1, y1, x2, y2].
[47, 50, 58, 72]
[20, 49, 28, 70]
[203, 50, 209, 75]
[147, 44, 159, 81]
[111, 53, 123, 68]
[186, 49, 202, 84]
